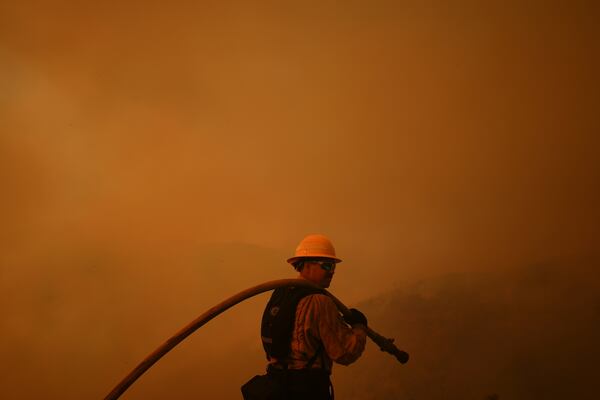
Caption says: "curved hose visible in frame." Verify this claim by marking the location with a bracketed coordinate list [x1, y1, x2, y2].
[104, 278, 408, 400]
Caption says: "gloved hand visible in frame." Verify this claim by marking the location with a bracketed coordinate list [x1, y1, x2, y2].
[344, 308, 368, 327]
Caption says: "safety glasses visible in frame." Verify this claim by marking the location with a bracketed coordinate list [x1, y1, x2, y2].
[313, 260, 336, 272]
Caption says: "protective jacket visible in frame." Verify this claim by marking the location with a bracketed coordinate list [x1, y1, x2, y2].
[267, 292, 367, 370]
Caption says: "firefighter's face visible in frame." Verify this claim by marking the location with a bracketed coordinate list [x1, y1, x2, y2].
[300, 259, 336, 288]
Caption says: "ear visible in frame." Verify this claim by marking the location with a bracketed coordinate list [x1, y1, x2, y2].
[293, 261, 304, 271]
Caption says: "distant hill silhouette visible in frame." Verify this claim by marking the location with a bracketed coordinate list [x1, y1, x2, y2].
[333, 262, 600, 400]
[9, 241, 596, 399]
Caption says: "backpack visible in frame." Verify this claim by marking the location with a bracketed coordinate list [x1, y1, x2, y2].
[261, 286, 324, 361]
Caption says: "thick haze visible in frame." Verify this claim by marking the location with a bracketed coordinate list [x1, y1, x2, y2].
[1, 1, 599, 399]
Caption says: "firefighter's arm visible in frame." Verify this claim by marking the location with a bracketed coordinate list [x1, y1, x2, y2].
[310, 294, 367, 365]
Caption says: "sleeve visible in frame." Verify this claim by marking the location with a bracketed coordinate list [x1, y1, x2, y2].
[306, 294, 367, 366]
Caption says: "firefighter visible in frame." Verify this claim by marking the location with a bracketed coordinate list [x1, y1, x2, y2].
[255, 234, 368, 400]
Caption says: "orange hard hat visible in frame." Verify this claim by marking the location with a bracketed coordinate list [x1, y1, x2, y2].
[287, 234, 342, 265]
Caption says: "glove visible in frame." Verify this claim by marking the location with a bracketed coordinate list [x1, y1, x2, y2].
[344, 308, 368, 327]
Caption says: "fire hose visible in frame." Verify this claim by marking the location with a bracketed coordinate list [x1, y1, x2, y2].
[104, 279, 409, 399]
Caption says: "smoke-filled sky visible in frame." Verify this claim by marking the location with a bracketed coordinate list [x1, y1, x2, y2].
[1, 1, 599, 399]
